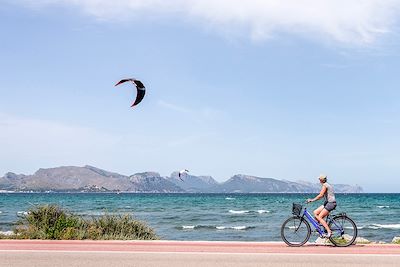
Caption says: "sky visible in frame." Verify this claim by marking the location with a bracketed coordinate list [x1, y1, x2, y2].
[1, 0, 400, 192]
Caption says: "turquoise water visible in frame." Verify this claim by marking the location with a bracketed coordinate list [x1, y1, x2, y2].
[0, 193, 399, 242]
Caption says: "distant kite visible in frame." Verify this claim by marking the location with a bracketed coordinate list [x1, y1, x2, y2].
[115, 78, 146, 108]
[178, 169, 189, 181]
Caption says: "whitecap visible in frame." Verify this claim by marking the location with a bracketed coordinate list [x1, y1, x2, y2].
[0, 231, 14, 236]
[371, 224, 400, 229]
[229, 210, 249, 214]
[232, 226, 248, 230]
[182, 225, 195, 229]
[377, 206, 390, 209]
[257, 210, 270, 214]
[215, 225, 252, 230]
[17, 211, 28, 215]
[225, 197, 235, 200]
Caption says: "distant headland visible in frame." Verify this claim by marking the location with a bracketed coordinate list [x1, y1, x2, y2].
[0, 165, 363, 193]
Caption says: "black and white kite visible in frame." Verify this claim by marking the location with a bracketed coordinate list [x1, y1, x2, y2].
[115, 78, 146, 108]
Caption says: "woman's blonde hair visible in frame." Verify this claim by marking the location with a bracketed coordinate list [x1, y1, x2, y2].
[318, 174, 327, 183]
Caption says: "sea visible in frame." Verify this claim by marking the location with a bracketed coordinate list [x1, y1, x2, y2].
[0, 193, 399, 242]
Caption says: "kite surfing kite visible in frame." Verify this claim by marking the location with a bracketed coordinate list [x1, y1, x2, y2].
[178, 169, 189, 181]
[115, 78, 146, 108]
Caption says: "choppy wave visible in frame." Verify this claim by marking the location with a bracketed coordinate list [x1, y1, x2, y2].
[370, 224, 400, 229]
[182, 225, 196, 229]
[229, 210, 250, 214]
[181, 225, 254, 230]
[231, 226, 251, 230]
[287, 226, 300, 229]
[180, 225, 215, 230]
[229, 209, 269, 214]
[377, 206, 390, 209]
[0, 231, 14, 236]
[357, 224, 400, 230]
[216, 226, 254, 230]
[257, 210, 270, 214]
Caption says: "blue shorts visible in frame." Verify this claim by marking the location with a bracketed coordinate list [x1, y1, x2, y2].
[324, 201, 337, 212]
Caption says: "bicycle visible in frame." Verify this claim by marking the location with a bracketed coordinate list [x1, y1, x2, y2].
[280, 203, 358, 247]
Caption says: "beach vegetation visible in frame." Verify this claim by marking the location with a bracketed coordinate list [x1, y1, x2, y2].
[3, 204, 157, 240]
[86, 214, 158, 240]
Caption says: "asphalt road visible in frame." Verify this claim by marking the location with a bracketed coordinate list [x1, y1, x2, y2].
[0, 240, 399, 267]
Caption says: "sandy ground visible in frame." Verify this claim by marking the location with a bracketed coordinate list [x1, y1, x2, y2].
[0, 240, 399, 267]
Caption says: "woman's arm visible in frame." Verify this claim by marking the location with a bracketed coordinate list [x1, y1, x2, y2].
[307, 185, 327, 203]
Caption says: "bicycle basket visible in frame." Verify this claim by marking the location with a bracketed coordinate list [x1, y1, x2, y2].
[292, 203, 302, 216]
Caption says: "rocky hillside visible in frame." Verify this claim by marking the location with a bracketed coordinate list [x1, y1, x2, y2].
[0, 166, 363, 193]
[129, 172, 184, 193]
[0, 166, 181, 193]
[218, 175, 363, 193]
[166, 171, 219, 192]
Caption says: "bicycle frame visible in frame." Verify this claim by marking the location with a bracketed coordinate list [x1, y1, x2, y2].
[302, 207, 325, 235]
[301, 207, 344, 236]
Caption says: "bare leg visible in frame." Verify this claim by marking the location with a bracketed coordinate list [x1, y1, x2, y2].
[316, 209, 331, 235]
[313, 205, 324, 218]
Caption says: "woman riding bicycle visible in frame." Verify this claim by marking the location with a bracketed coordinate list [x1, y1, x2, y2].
[307, 174, 336, 238]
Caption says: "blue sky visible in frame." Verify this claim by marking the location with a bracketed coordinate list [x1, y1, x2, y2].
[1, 1, 400, 192]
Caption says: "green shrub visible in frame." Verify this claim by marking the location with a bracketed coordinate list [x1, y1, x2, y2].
[13, 204, 157, 240]
[15, 205, 81, 239]
[86, 214, 157, 240]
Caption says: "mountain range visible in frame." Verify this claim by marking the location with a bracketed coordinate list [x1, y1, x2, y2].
[0, 165, 363, 193]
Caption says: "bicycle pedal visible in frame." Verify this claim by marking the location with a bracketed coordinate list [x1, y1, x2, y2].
[320, 233, 332, 239]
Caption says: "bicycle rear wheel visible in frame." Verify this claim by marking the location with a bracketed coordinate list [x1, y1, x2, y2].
[281, 216, 311, 247]
[329, 215, 358, 247]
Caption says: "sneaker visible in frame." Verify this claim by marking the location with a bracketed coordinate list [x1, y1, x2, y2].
[321, 232, 332, 239]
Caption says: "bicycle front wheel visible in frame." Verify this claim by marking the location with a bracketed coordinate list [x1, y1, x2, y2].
[281, 216, 311, 247]
[329, 215, 358, 247]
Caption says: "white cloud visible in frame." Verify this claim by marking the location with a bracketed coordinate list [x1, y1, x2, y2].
[13, 0, 400, 45]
